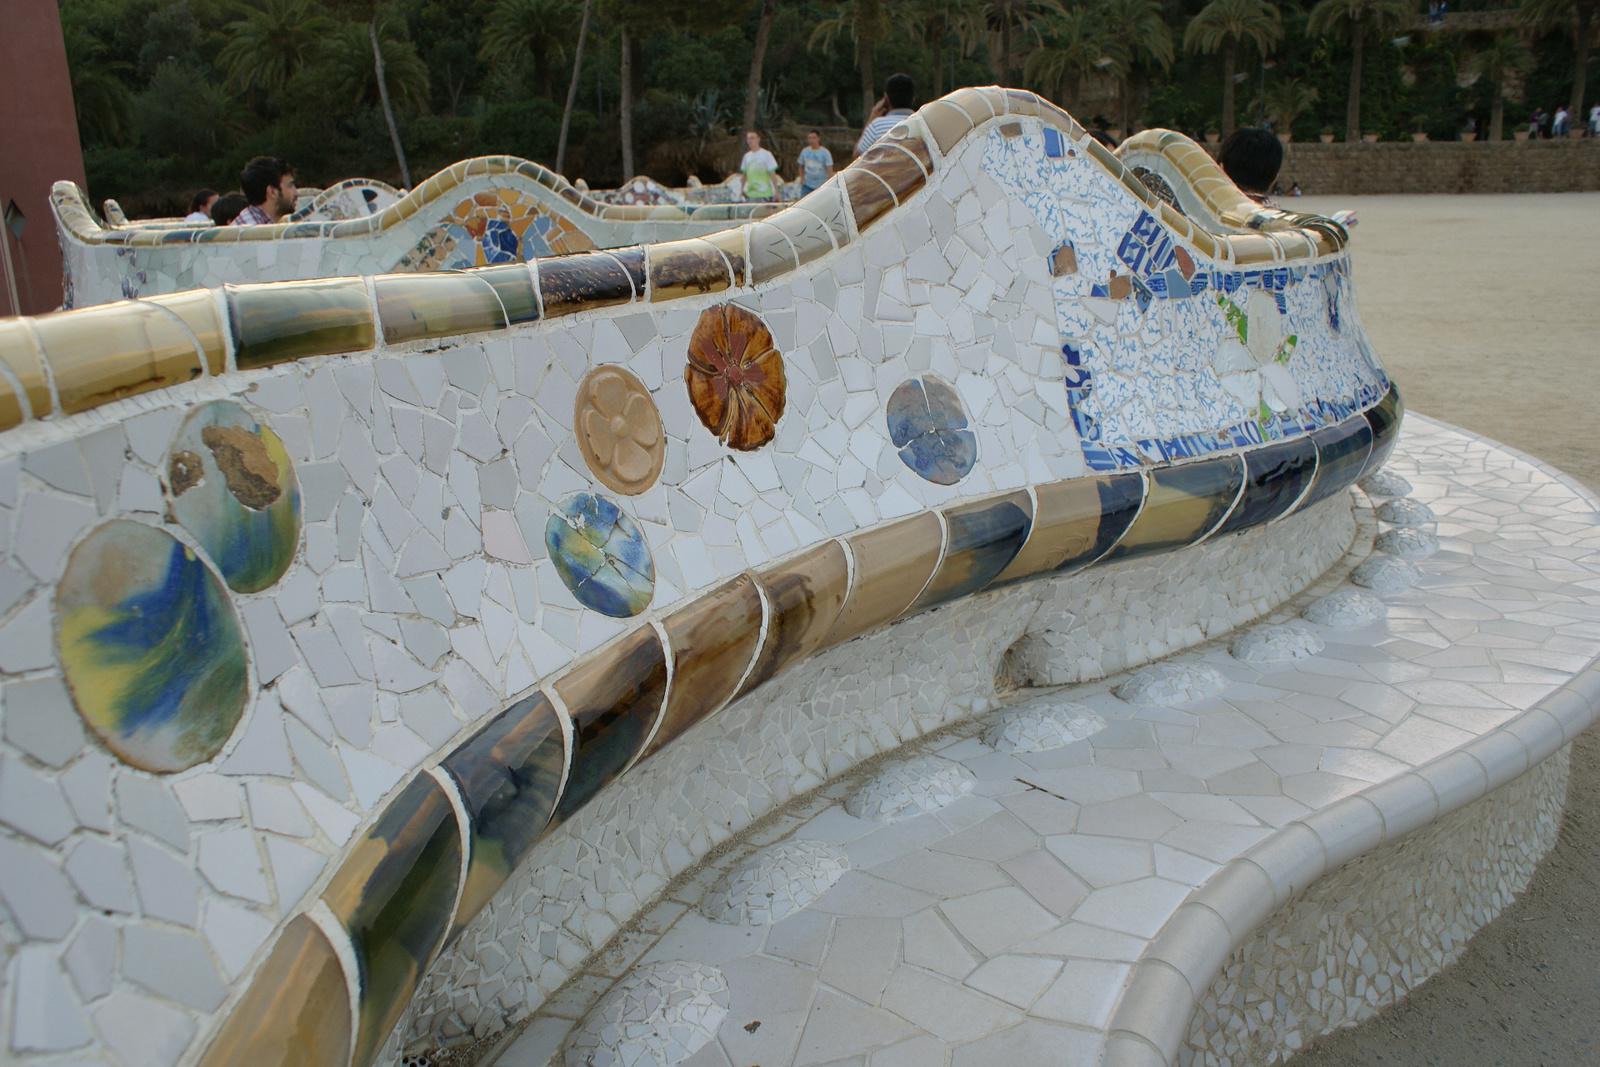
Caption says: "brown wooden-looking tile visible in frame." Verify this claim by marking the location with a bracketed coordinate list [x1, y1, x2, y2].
[921, 100, 977, 154]
[0, 318, 51, 421]
[908, 492, 1033, 614]
[738, 540, 851, 699]
[648, 239, 734, 302]
[320, 774, 461, 1067]
[877, 128, 934, 172]
[992, 477, 1128, 586]
[827, 511, 944, 645]
[840, 169, 898, 233]
[536, 252, 638, 317]
[608, 246, 648, 298]
[644, 575, 765, 759]
[857, 143, 928, 203]
[194, 915, 351, 1067]
[1101, 456, 1245, 562]
[551, 625, 668, 820]
[35, 300, 208, 413]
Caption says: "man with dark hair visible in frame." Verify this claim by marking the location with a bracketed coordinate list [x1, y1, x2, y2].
[231, 156, 298, 225]
[1216, 128, 1283, 199]
[856, 74, 915, 155]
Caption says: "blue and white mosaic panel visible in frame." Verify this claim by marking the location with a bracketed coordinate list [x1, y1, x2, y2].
[981, 125, 1389, 471]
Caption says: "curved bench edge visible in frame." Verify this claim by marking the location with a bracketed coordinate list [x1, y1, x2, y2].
[1101, 652, 1600, 1067]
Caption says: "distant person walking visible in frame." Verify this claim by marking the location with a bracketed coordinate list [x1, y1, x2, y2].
[796, 130, 835, 196]
[1589, 102, 1600, 136]
[856, 74, 915, 156]
[230, 156, 298, 225]
[183, 189, 218, 224]
[739, 131, 783, 203]
[1553, 106, 1571, 138]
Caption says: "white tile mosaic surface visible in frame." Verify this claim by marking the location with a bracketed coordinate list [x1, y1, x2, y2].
[981, 698, 1106, 754]
[1229, 624, 1324, 665]
[563, 959, 729, 1067]
[846, 757, 979, 823]
[1182, 748, 1567, 1067]
[1300, 590, 1384, 629]
[1374, 497, 1435, 527]
[699, 841, 851, 927]
[485, 419, 1600, 1067]
[1116, 662, 1230, 706]
[1357, 470, 1411, 498]
[1372, 526, 1438, 558]
[1349, 555, 1420, 593]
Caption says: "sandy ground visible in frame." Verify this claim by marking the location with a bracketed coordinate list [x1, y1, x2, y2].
[1280, 194, 1600, 1066]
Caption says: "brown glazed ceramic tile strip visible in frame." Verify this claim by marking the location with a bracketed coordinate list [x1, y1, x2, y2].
[646, 238, 735, 302]
[196, 397, 1400, 1067]
[535, 251, 641, 318]
[0, 318, 54, 425]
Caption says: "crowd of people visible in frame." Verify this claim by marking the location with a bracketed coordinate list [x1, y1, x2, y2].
[1526, 103, 1600, 138]
[177, 156, 299, 227]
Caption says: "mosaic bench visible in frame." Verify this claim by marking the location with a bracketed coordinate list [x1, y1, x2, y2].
[480, 416, 1600, 1067]
[52, 157, 776, 310]
[4, 87, 1580, 1067]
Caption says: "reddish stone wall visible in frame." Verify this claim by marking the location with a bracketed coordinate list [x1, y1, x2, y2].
[1266, 139, 1600, 196]
[0, 0, 86, 313]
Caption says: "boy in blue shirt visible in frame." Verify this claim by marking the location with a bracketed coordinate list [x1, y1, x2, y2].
[797, 130, 835, 195]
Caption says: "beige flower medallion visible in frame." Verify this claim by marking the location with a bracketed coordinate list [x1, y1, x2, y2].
[574, 365, 665, 495]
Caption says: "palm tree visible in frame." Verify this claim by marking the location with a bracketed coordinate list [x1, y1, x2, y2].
[323, 14, 429, 184]
[809, 0, 896, 124]
[556, 0, 593, 173]
[1099, 0, 1173, 135]
[1469, 34, 1535, 141]
[1522, 0, 1595, 123]
[1025, 6, 1125, 113]
[217, 0, 332, 96]
[743, 0, 778, 134]
[62, 28, 134, 145]
[1184, 0, 1283, 137]
[985, 0, 1065, 87]
[1307, 0, 1415, 143]
[915, 0, 985, 98]
[1259, 75, 1319, 138]
[480, 0, 575, 100]
[327, 0, 420, 187]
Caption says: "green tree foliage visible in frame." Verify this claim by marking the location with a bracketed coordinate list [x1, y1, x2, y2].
[54, 0, 1599, 217]
[1100, 0, 1174, 132]
[1468, 33, 1536, 140]
[1026, 7, 1123, 111]
[481, 0, 577, 99]
[1522, 0, 1595, 118]
[1306, 0, 1414, 142]
[1258, 74, 1318, 132]
[1184, 0, 1283, 137]
[218, 0, 334, 95]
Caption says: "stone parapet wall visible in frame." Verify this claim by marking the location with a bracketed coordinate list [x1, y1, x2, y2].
[1264, 139, 1600, 196]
